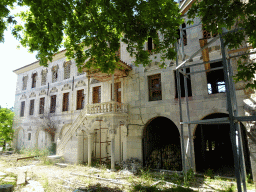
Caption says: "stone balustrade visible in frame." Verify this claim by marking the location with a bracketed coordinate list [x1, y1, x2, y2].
[86, 101, 128, 114]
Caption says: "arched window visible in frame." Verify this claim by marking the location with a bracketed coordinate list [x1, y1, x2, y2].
[31, 73, 37, 88]
[22, 76, 28, 90]
[64, 61, 71, 79]
[41, 69, 48, 86]
[52, 65, 58, 83]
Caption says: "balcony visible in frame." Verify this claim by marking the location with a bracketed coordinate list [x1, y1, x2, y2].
[86, 101, 128, 115]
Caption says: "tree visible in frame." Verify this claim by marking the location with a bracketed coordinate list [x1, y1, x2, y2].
[0, 108, 14, 150]
[1, 0, 182, 74]
[187, 0, 256, 88]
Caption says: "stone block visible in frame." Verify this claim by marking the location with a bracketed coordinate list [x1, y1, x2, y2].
[47, 155, 64, 164]
[17, 171, 26, 185]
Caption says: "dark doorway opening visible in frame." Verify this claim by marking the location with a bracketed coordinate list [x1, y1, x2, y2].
[194, 113, 252, 177]
[143, 117, 182, 171]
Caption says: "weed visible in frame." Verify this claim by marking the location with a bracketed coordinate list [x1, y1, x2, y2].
[205, 168, 214, 179]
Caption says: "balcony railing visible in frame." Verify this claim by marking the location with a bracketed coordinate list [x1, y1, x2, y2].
[86, 101, 128, 114]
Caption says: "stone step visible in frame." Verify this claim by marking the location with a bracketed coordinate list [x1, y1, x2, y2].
[47, 155, 63, 163]
[55, 163, 68, 168]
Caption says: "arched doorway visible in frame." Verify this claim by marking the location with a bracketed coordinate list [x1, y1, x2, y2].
[194, 113, 252, 176]
[143, 117, 182, 171]
[17, 128, 25, 150]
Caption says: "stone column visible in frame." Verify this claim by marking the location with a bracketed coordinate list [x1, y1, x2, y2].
[110, 131, 116, 171]
[88, 134, 92, 166]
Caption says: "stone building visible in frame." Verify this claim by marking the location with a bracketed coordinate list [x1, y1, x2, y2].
[12, 0, 255, 180]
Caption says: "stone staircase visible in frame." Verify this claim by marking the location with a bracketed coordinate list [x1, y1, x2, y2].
[56, 108, 88, 155]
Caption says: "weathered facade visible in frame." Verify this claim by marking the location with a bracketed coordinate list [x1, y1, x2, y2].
[12, 1, 256, 182]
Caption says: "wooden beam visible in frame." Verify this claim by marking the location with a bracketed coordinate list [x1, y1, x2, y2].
[228, 46, 254, 54]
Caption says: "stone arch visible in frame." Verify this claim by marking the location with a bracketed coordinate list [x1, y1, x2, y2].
[142, 116, 182, 171]
[35, 127, 51, 149]
[15, 127, 25, 150]
[193, 113, 252, 177]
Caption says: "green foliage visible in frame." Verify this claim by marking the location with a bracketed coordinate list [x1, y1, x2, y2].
[187, 0, 256, 89]
[1, 0, 182, 74]
[19, 147, 50, 157]
[205, 168, 214, 179]
[0, 108, 14, 147]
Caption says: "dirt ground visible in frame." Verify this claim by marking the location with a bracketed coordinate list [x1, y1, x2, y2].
[0, 152, 255, 192]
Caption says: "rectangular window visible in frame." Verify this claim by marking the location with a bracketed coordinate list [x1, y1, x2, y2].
[111, 82, 121, 103]
[28, 133, 31, 141]
[39, 97, 45, 114]
[63, 92, 69, 111]
[50, 95, 56, 113]
[148, 74, 162, 101]
[207, 62, 226, 94]
[20, 101, 25, 117]
[32, 73, 37, 88]
[29, 99, 35, 115]
[93, 86, 101, 103]
[77, 89, 85, 110]
[175, 68, 192, 98]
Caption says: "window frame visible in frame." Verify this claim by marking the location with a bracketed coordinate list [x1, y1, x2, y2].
[92, 86, 101, 104]
[29, 99, 35, 115]
[148, 73, 162, 102]
[77, 89, 85, 110]
[39, 97, 45, 114]
[31, 73, 37, 88]
[62, 92, 69, 112]
[50, 95, 57, 113]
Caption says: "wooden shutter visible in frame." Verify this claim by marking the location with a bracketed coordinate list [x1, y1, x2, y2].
[93, 86, 101, 103]
[77, 89, 84, 110]
[148, 74, 162, 101]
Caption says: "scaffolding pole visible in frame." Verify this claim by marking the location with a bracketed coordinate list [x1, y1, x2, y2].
[176, 1, 254, 190]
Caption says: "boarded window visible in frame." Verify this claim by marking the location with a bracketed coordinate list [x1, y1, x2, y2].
[77, 89, 85, 110]
[63, 92, 69, 111]
[41, 69, 47, 86]
[93, 86, 101, 103]
[20, 101, 25, 117]
[22, 76, 28, 90]
[52, 66, 58, 83]
[32, 73, 37, 88]
[64, 61, 71, 79]
[175, 68, 192, 98]
[50, 95, 57, 113]
[29, 99, 35, 115]
[39, 97, 45, 114]
[148, 74, 162, 101]
[111, 82, 121, 103]
[207, 62, 226, 94]
[28, 133, 31, 141]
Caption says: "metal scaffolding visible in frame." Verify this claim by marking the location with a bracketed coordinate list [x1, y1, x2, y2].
[177, 1, 256, 191]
